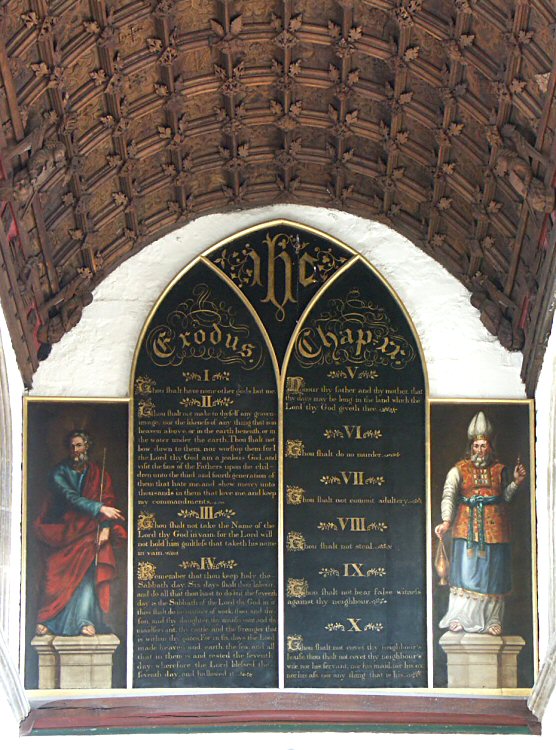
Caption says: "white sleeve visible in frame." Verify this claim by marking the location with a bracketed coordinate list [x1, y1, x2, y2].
[440, 466, 461, 522]
[504, 477, 519, 502]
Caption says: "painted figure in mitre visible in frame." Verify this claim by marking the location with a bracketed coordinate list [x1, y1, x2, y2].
[435, 412, 526, 635]
[34, 431, 126, 637]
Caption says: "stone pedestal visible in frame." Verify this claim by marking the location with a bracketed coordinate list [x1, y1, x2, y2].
[31, 634, 120, 689]
[440, 632, 525, 688]
[30, 635, 57, 689]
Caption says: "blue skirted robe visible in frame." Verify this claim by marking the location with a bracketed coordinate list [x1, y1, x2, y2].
[41, 463, 109, 636]
[450, 538, 511, 595]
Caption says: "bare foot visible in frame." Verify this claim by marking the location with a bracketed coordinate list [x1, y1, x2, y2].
[449, 621, 463, 632]
[81, 625, 96, 636]
[487, 624, 502, 635]
[35, 624, 50, 636]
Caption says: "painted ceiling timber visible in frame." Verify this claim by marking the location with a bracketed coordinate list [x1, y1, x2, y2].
[0, 0, 554, 390]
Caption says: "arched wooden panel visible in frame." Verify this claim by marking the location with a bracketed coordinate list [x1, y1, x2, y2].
[283, 257, 427, 687]
[132, 221, 427, 690]
[132, 258, 279, 688]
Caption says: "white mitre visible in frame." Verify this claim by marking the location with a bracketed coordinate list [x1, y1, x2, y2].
[467, 411, 493, 441]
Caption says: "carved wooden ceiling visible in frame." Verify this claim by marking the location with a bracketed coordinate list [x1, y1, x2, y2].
[0, 0, 554, 391]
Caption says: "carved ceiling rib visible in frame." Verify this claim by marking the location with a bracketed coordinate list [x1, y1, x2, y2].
[0, 0, 554, 389]
[520, 47, 556, 392]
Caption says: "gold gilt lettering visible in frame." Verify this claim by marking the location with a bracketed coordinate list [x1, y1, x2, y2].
[148, 317, 259, 367]
[319, 325, 337, 349]
[246, 248, 262, 286]
[293, 290, 414, 370]
[377, 336, 402, 360]
[296, 329, 321, 360]
[338, 517, 367, 531]
[201, 395, 213, 408]
[299, 252, 318, 287]
[340, 471, 365, 485]
[201, 557, 217, 570]
[343, 425, 363, 439]
[153, 330, 174, 359]
[147, 319, 260, 368]
[296, 326, 376, 361]
[343, 563, 365, 577]
[261, 234, 297, 320]
[199, 506, 215, 520]
[225, 333, 239, 350]
[347, 618, 363, 632]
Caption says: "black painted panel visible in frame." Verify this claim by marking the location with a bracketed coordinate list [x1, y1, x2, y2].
[283, 260, 427, 688]
[133, 262, 278, 688]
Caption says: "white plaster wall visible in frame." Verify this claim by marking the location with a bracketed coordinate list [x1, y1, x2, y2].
[0, 310, 23, 655]
[30, 205, 525, 398]
[532, 319, 556, 725]
[0, 308, 29, 732]
[535, 324, 556, 644]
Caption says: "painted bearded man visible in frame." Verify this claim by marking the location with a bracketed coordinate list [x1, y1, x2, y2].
[435, 412, 526, 636]
[35, 431, 126, 637]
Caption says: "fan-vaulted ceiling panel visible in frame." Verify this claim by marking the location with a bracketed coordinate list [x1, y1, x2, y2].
[0, 0, 554, 390]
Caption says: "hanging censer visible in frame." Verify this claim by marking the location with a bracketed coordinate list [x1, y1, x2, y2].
[435, 537, 450, 586]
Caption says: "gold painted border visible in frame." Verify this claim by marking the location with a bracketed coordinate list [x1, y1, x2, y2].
[428, 396, 538, 690]
[279, 257, 430, 689]
[21, 396, 130, 696]
[127, 254, 204, 687]
[127, 218, 431, 695]
[126, 218, 433, 692]
[129, 251, 283, 688]
[278, 255, 358, 686]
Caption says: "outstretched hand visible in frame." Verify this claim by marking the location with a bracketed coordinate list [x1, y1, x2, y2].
[100, 505, 124, 521]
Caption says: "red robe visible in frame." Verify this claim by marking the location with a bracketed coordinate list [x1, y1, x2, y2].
[34, 461, 126, 623]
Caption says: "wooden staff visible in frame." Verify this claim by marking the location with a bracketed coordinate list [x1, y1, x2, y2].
[94, 448, 107, 568]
